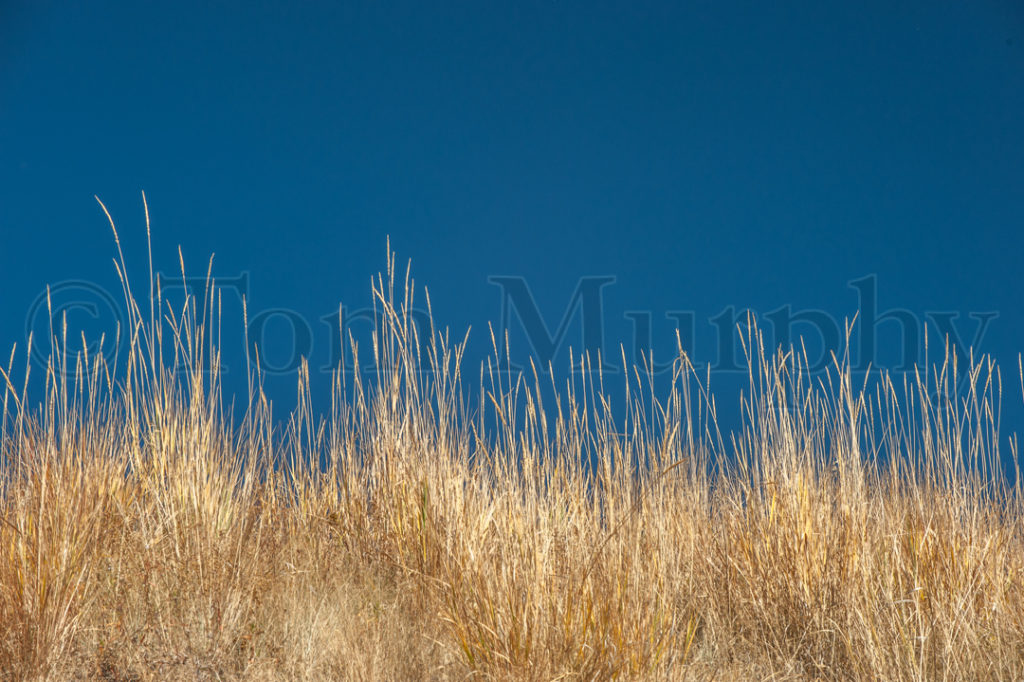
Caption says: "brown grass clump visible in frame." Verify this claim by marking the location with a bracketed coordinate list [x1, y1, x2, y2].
[1, 198, 1023, 680]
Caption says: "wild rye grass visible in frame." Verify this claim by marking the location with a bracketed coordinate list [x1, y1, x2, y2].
[1, 202, 1023, 680]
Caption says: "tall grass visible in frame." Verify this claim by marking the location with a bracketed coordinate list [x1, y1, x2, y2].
[1, 201, 1022, 680]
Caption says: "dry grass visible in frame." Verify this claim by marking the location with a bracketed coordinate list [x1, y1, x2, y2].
[1, 203, 1023, 680]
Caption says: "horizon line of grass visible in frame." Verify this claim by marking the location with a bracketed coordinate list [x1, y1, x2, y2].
[1, 196, 1023, 680]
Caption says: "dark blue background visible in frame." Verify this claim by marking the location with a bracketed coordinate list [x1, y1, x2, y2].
[2, 2, 1022, 456]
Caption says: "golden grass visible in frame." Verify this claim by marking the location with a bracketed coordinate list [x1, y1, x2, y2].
[1, 202, 1023, 680]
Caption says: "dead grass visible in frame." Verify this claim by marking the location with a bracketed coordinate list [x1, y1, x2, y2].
[1, 199, 1022, 680]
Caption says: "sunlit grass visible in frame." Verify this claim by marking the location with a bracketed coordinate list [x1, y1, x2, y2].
[1, 199, 1022, 680]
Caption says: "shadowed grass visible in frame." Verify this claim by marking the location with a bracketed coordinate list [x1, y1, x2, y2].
[1, 201, 1022, 680]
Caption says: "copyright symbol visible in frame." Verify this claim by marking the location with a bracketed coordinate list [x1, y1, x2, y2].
[24, 280, 125, 375]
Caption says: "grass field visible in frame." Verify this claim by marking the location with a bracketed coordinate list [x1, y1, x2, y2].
[2, 208, 1023, 680]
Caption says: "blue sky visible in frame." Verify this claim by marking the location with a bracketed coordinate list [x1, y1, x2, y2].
[1, 1, 1022, 445]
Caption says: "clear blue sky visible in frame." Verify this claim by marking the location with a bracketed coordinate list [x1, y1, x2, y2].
[2, 1, 1022, 444]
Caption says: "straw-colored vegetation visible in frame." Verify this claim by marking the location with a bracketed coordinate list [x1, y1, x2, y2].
[2, 202, 1023, 680]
